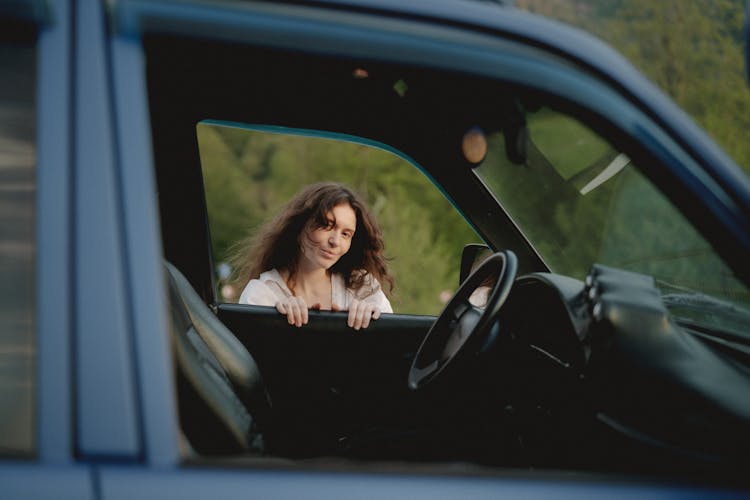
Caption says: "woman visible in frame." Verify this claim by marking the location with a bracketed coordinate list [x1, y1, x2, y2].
[230, 182, 393, 330]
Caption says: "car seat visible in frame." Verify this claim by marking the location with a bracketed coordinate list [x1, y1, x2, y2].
[164, 261, 270, 455]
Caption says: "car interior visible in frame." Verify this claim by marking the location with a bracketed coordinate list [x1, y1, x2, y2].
[147, 33, 750, 483]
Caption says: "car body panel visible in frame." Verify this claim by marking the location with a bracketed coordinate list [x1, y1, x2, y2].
[1, 463, 94, 500]
[36, 0, 74, 463]
[110, 28, 180, 468]
[96, 464, 750, 500]
[73, 0, 142, 459]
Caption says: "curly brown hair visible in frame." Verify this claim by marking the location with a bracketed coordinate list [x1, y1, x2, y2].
[228, 182, 393, 296]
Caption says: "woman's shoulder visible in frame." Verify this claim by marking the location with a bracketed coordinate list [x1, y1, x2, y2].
[258, 268, 284, 283]
[239, 268, 291, 305]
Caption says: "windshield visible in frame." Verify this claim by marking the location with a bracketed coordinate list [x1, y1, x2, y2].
[474, 107, 750, 334]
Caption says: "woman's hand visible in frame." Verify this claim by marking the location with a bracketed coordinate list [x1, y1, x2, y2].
[334, 299, 381, 330]
[277, 297, 380, 329]
[275, 296, 308, 327]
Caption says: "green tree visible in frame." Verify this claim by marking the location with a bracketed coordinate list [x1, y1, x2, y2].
[198, 123, 478, 315]
[516, 0, 750, 172]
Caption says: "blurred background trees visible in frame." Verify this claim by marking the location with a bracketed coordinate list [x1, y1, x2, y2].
[516, 0, 750, 173]
[198, 124, 478, 315]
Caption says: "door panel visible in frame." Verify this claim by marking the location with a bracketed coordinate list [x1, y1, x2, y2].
[218, 304, 435, 457]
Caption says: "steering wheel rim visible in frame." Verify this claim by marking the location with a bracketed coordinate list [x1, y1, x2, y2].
[408, 250, 517, 391]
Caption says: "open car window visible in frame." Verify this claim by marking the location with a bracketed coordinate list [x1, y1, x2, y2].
[197, 122, 479, 315]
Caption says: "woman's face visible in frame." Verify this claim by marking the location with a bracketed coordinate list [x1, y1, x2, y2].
[300, 203, 357, 271]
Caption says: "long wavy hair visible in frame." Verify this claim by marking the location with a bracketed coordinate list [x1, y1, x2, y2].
[228, 182, 393, 295]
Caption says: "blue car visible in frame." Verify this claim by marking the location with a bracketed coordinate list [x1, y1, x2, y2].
[2, 0, 750, 498]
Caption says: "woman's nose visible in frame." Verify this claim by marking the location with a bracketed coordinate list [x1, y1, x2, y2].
[328, 233, 339, 246]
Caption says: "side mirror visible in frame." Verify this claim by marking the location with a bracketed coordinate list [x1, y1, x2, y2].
[459, 243, 493, 285]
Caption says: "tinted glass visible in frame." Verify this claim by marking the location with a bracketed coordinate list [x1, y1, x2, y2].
[475, 108, 750, 334]
[0, 41, 36, 456]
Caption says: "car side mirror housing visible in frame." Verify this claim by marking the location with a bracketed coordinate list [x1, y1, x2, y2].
[459, 243, 493, 285]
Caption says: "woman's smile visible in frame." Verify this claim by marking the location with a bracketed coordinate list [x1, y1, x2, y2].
[320, 248, 338, 259]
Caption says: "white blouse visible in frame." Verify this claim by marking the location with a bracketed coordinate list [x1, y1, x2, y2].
[238, 269, 393, 313]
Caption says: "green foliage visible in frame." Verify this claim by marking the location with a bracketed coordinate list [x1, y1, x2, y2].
[198, 123, 478, 315]
[516, 0, 750, 173]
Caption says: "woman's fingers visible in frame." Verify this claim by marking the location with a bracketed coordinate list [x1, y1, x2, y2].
[347, 300, 358, 328]
[298, 297, 309, 325]
[348, 300, 380, 330]
[294, 297, 308, 326]
[279, 298, 379, 329]
[277, 301, 294, 325]
[276, 297, 308, 327]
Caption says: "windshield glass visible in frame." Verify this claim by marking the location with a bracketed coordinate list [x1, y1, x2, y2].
[474, 107, 750, 334]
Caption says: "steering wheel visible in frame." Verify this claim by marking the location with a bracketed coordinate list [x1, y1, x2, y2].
[408, 250, 517, 391]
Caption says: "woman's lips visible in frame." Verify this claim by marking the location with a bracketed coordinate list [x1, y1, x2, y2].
[320, 249, 337, 259]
